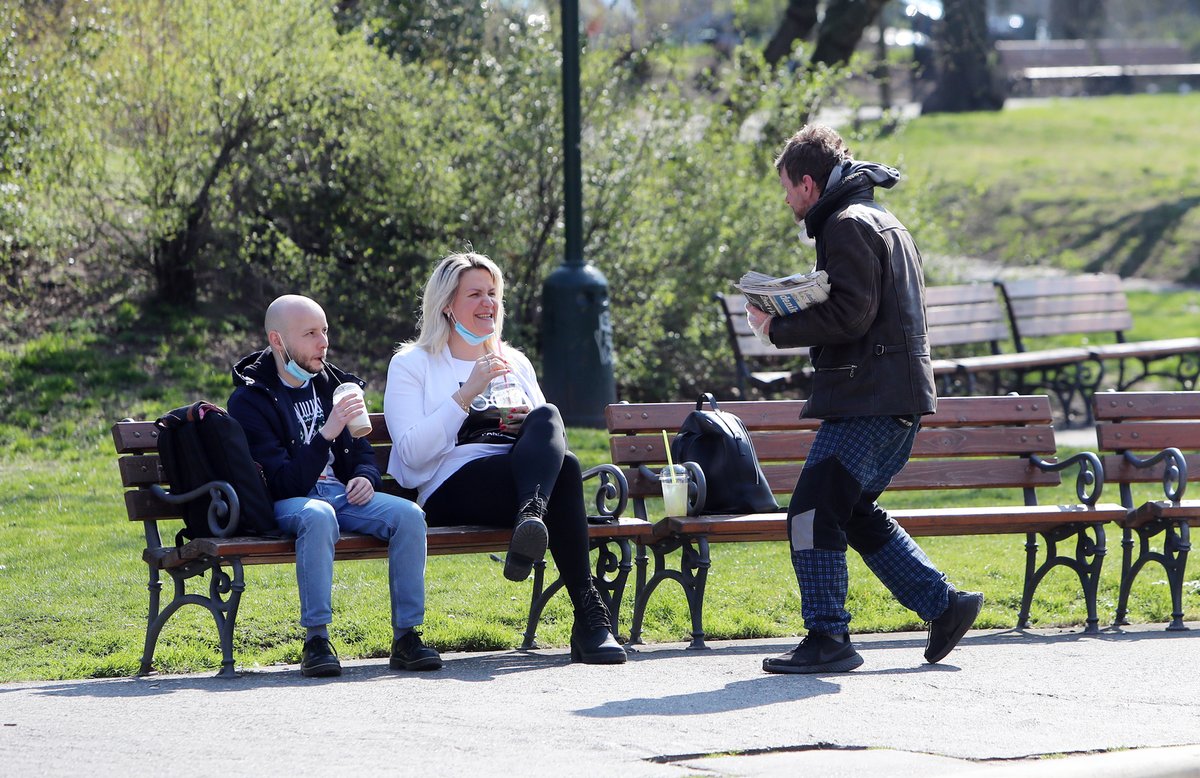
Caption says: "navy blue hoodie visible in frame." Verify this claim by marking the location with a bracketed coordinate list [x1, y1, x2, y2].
[228, 347, 380, 501]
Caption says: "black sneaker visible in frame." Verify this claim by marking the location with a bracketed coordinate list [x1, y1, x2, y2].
[925, 587, 984, 664]
[301, 636, 342, 678]
[390, 630, 443, 671]
[763, 632, 864, 674]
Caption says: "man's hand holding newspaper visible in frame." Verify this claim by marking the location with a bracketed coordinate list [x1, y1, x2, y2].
[737, 269, 830, 345]
[735, 269, 831, 316]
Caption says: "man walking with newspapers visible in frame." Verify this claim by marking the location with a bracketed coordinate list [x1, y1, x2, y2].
[745, 124, 983, 674]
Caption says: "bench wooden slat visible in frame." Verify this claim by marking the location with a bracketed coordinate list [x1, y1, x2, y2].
[924, 283, 1001, 306]
[1097, 420, 1200, 452]
[1088, 338, 1200, 362]
[656, 503, 1125, 543]
[144, 518, 652, 571]
[1125, 501, 1200, 529]
[928, 320, 1010, 346]
[624, 454, 1063, 498]
[112, 421, 162, 454]
[1002, 274, 1123, 298]
[1093, 391, 1200, 422]
[1015, 311, 1134, 339]
[606, 395, 1054, 435]
[610, 424, 1059, 468]
[952, 347, 1093, 372]
[1008, 293, 1127, 317]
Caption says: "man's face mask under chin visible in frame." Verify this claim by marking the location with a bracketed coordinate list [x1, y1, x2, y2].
[280, 341, 319, 384]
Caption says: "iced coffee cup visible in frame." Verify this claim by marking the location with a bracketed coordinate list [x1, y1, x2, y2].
[490, 382, 530, 415]
[659, 465, 689, 517]
[332, 382, 373, 438]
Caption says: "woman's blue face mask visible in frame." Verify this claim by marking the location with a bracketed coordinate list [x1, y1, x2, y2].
[453, 319, 491, 346]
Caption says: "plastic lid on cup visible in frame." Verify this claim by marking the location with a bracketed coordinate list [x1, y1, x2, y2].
[659, 465, 687, 482]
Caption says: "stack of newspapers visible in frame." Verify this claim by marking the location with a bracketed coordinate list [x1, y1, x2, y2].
[734, 269, 831, 317]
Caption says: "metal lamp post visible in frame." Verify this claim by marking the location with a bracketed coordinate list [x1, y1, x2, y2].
[540, 0, 616, 427]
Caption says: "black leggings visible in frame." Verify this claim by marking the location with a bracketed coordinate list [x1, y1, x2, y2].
[423, 404, 591, 592]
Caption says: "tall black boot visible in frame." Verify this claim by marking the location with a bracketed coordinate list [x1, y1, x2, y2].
[504, 487, 549, 582]
[569, 583, 627, 665]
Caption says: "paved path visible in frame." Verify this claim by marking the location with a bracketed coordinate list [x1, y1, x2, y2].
[3, 624, 1199, 776]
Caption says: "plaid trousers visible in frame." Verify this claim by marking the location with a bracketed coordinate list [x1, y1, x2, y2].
[789, 415, 948, 633]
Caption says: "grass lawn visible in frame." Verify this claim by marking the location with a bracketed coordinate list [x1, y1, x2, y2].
[859, 93, 1200, 284]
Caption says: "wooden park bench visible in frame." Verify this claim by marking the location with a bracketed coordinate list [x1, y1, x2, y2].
[994, 274, 1200, 424]
[998, 39, 1200, 97]
[1093, 391, 1200, 631]
[607, 394, 1127, 648]
[112, 412, 646, 676]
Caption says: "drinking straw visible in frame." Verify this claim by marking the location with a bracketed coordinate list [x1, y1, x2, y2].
[662, 430, 676, 482]
[498, 341, 512, 388]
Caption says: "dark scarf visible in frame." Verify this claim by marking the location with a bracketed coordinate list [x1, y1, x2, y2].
[803, 160, 901, 239]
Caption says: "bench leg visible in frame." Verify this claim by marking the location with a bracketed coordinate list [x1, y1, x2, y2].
[1018, 361, 1103, 427]
[1020, 525, 1106, 634]
[520, 559, 552, 649]
[595, 538, 634, 642]
[628, 544, 649, 645]
[140, 558, 245, 678]
[138, 566, 164, 676]
[1115, 521, 1191, 631]
[520, 538, 635, 650]
[628, 535, 711, 650]
[1114, 527, 1137, 627]
[1115, 354, 1200, 393]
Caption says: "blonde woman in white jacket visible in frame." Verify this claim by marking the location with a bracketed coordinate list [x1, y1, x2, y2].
[384, 252, 625, 665]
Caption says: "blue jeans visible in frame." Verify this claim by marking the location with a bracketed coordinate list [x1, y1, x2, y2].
[273, 480, 427, 630]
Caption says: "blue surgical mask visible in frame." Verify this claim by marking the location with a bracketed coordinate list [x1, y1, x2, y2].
[281, 343, 318, 385]
[453, 318, 491, 347]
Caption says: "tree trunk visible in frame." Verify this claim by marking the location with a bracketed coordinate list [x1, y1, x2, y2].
[763, 0, 819, 66]
[811, 0, 890, 67]
[921, 0, 1005, 114]
[1048, 0, 1106, 41]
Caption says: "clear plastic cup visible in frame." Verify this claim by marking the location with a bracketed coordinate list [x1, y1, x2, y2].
[332, 382, 373, 438]
[490, 382, 530, 415]
[659, 465, 689, 517]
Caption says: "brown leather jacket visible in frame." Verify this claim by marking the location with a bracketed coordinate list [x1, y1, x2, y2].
[769, 161, 937, 419]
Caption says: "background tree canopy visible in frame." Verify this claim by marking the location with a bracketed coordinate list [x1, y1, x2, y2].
[4, 0, 1196, 406]
[2, 0, 860, 400]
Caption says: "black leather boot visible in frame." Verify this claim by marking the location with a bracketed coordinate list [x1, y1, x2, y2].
[570, 584, 627, 664]
[504, 488, 549, 582]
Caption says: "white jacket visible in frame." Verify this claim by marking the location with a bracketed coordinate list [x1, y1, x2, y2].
[384, 343, 545, 505]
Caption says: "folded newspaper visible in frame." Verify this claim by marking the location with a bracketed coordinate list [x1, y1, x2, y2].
[735, 269, 831, 317]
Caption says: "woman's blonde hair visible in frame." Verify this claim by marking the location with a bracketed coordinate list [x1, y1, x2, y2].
[407, 251, 505, 354]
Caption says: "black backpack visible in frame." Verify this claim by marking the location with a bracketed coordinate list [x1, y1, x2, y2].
[155, 401, 277, 543]
[670, 393, 780, 514]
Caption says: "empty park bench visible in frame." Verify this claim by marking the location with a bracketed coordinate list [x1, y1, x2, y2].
[112, 411, 645, 676]
[606, 394, 1126, 648]
[998, 39, 1200, 97]
[716, 283, 1012, 399]
[1093, 391, 1200, 631]
[993, 274, 1200, 423]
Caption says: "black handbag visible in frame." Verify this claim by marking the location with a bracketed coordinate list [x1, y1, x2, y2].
[670, 393, 780, 514]
[456, 405, 518, 446]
